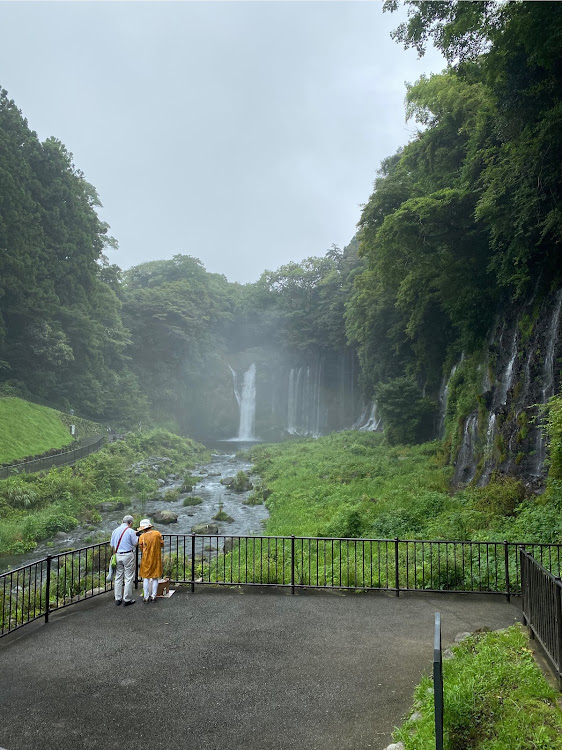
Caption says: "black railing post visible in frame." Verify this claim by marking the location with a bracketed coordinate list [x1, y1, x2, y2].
[555, 579, 562, 691]
[45, 556, 52, 624]
[191, 534, 196, 593]
[433, 612, 444, 750]
[520, 547, 528, 627]
[134, 546, 139, 589]
[504, 540, 511, 602]
[291, 536, 295, 595]
[395, 538, 400, 597]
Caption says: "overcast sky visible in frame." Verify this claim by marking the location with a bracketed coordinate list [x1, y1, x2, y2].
[0, 1, 445, 284]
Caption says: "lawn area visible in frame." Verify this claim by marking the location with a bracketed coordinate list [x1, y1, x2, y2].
[0, 397, 75, 463]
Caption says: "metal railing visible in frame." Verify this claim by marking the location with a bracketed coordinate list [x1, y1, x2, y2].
[161, 534, 562, 598]
[1, 542, 113, 637]
[0, 435, 106, 479]
[2, 535, 562, 641]
[520, 548, 562, 689]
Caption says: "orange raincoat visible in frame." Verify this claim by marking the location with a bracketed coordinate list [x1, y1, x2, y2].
[139, 529, 164, 579]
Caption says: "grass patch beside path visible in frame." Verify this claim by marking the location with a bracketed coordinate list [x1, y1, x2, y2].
[249, 432, 451, 538]
[0, 397, 75, 463]
[393, 625, 562, 749]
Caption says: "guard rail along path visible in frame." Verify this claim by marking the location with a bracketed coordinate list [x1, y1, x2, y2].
[2, 533, 561, 632]
[520, 547, 562, 689]
[0, 435, 106, 479]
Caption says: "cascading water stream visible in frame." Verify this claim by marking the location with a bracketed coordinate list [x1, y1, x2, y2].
[478, 330, 518, 486]
[454, 413, 478, 485]
[355, 402, 381, 431]
[238, 364, 257, 440]
[227, 363, 258, 441]
[535, 289, 562, 474]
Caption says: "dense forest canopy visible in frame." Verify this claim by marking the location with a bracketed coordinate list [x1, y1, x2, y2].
[1, 1, 561, 469]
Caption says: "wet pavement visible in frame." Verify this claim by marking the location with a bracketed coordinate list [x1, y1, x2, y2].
[0, 586, 521, 750]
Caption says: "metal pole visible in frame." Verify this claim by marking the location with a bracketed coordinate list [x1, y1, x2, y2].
[395, 538, 400, 597]
[520, 547, 528, 628]
[291, 536, 295, 595]
[45, 556, 52, 624]
[554, 579, 562, 691]
[433, 612, 444, 750]
[504, 540, 511, 602]
[134, 546, 139, 590]
[191, 534, 196, 593]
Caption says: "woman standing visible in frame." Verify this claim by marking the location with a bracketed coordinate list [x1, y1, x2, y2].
[137, 518, 164, 602]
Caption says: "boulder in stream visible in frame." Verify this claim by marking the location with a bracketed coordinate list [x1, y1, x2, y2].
[191, 522, 219, 535]
[98, 501, 125, 513]
[152, 510, 178, 524]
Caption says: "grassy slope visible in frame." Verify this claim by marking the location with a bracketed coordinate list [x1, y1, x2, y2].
[394, 626, 562, 749]
[0, 397, 76, 463]
[249, 431, 562, 543]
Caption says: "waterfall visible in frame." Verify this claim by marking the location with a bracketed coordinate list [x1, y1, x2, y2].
[535, 289, 562, 473]
[227, 363, 257, 441]
[228, 365, 240, 407]
[355, 402, 381, 431]
[238, 364, 257, 440]
[438, 362, 460, 436]
[286, 361, 324, 436]
[542, 289, 562, 404]
[454, 413, 479, 485]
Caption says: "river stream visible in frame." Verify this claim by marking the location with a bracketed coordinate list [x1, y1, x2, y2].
[1, 443, 269, 572]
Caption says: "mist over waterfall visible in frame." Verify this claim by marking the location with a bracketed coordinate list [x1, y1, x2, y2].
[287, 364, 322, 436]
[228, 363, 257, 441]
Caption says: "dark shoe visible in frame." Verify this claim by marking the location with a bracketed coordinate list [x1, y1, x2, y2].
[143, 598, 149, 603]
[123, 599, 136, 607]
[115, 600, 122, 606]
[150, 597, 157, 603]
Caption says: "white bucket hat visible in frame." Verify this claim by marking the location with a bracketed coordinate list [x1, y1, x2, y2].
[137, 518, 153, 531]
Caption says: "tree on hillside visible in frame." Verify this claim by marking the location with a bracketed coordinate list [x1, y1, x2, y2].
[0, 88, 145, 423]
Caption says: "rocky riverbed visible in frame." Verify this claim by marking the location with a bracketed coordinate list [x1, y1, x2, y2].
[1, 447, 269, 572]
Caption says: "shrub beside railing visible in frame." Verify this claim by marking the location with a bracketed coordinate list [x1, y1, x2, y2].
[2, 535, 562, 640]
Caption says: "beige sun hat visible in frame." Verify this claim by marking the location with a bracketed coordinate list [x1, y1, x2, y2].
[137, 518, 153, 531]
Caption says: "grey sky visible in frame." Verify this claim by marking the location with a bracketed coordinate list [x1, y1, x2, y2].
[0, 1, 445, 283]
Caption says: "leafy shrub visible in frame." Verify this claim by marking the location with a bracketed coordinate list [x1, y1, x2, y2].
[183, 496, 203, 506]
[371, 510, 418, 539]
[323, 507, 366, 538]
[375, 377, 437, 445]
[469, 477, 525, 517]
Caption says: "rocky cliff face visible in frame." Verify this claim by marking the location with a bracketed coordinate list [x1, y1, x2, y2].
[447, 288, 562, 488]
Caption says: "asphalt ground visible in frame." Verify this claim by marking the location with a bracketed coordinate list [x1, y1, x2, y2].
[0, 586, 521, 750]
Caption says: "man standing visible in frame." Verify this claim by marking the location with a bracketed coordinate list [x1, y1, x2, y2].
[110, 514, 139, 606]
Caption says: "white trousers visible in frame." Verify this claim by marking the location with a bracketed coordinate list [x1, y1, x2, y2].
[114, 552, 136, 602]
[143, 578, 159, 600]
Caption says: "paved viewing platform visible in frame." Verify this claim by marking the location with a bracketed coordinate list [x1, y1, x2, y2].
[0, 587, 520, 750]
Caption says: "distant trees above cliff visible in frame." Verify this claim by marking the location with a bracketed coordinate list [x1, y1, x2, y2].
[346, 0, 562, 411]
